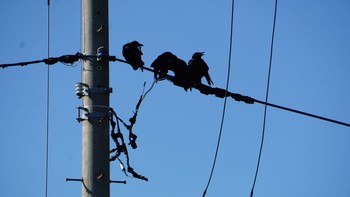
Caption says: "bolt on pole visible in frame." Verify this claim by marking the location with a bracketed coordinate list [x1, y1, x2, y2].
[82, 0, 110, 196]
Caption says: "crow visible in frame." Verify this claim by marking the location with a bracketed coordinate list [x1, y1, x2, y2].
[188, 52, 214, 86]
[151, 52, 176, 80]
[122, 41, 144, 70]
[151, 52, 191, 90]
[171, 56, 191, 91]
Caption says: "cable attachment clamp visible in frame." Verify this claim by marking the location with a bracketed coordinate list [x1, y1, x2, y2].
[97, 46, 109, 62]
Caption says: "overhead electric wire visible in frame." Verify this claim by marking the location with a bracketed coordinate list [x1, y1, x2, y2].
[2, 53, 350, 129]
[45, 0, 51, 197]
[0, 59, 45, 68]
[202, 0, 235, 196]
[250, 0, 278, 196]
[253, 99, 350, 127]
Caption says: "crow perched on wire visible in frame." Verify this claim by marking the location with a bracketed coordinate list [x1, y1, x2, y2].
[188, 52, 214, 86]
[151, 52, 176, 80]
[171, 56, 191, 91]
[151, 52, 191, 90]
[122, 41, 144, 70]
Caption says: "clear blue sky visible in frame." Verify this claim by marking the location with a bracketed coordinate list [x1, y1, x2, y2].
[1, 0, 350, 196]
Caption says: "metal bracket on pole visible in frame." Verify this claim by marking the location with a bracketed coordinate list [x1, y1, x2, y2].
[76, 106, 88, 122]
[66, 178, 84, 182]
[66, 177, 126, 184]
[88, 87, 113, 95]
[76, 105, 109, 124]
[96, 172, 126, 184]
[110, 180, 127, 184]
[76, 82, 112, 99]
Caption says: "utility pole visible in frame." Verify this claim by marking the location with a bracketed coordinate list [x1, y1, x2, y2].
[81, 0, 110, 196]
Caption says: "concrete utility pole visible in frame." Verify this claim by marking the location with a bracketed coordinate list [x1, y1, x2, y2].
[81, 0, 110, 196]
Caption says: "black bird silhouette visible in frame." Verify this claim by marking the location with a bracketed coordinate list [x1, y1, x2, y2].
[188, 52, 214, 86]
[122, 41, 144, 70]
[171, 56, 191, 91]
[151, 52, 191, 90]
[151, 52, 176, 80]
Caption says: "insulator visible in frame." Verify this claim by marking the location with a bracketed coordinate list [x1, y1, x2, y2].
[75, 83, 84, 98]
[75, 82, 88, 98]
[119, 163, 125, 171]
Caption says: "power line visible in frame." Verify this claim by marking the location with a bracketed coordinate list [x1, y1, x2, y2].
[45, 0, 51, 197]
[202, 0, 235, 196]
[254, 99, 350, 127]
[0, 59, 46, 68]
[1, 52, 349, 128]
[0, 53, 117, 68]
[250, 0, 278, 196]
[2, 52, 350, 129]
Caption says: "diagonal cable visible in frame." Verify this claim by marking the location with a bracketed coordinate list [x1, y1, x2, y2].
[202, 0, 235, 196]
[250, 0, 278, 196]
